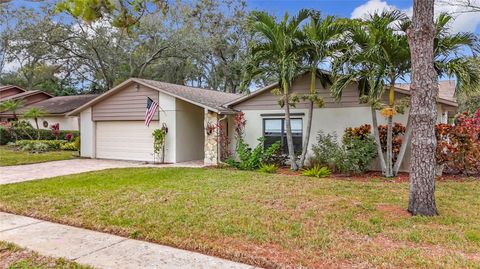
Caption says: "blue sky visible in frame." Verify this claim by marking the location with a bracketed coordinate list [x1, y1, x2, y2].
[8, 0, 480, 34]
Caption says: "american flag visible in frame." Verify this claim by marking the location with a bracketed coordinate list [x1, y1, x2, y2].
[145, 97, 159, 127]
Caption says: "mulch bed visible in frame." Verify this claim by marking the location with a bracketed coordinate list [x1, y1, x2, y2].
[276, 167, 479, 182]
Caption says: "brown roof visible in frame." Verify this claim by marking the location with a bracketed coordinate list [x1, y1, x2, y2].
[0, 90, 53, 102]
[18, 95, 99, 115]
[69, 78, 242, 115]
[136, 79, 241, 113]
[394, 80, 457, 106]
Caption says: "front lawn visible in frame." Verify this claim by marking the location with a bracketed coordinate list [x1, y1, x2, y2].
[0, 168, 479, 268]
[0, 146, 76, 166]
[0, 241, 91, 268]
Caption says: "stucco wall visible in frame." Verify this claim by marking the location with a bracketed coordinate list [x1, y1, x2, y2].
[80, 107, 95, 158]
[175, 99, 204, 162]
[158, 92, 176, 163]
[26, 116, 79, 131]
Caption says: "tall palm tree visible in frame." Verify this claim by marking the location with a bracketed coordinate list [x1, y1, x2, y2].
[246, 10, 309, 170]
[23, 107, 47, 139]
[0, 100, 24, 121]
[331, 10, 410, 177]
[298, 12, 345, 168]
[332, 11, 479, 177]
[393, 13, 480, 175]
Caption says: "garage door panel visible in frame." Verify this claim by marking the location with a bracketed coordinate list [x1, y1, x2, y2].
[96, 121, 157, 162]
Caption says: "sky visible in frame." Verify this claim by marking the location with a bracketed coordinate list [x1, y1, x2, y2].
[3, 0, 480, 76]
[247, 0, 480, 34]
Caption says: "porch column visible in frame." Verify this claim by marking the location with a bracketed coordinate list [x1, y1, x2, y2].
[204, 109, 218, 165]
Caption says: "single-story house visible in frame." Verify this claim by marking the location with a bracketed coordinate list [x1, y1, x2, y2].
[0, 85, 97, 130]
[0, 85, 53, 107]
[69, 71, 458, 168]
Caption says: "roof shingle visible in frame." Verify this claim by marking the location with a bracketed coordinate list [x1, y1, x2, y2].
[16, 95, 98, 115]
[136, 79, 242, 113]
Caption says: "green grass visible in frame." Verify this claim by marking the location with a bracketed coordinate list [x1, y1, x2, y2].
[0, 168, 479, 268]
[0, 241, 91, 268]
[0, 146, 76, 166]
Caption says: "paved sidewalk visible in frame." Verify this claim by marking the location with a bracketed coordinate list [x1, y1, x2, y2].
[0, 159, 203, 185]
[0, 212, 255, 269]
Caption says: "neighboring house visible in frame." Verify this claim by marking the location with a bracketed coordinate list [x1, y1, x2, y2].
[0, 85, 98, 130]
[0, 85, 53, 107]
[70, 72, 458, 168]
[20, 95, 98, 130]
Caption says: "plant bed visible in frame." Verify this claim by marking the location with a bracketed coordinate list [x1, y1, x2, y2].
[0, 146, 77, 166]
[0, 167, 479, 268]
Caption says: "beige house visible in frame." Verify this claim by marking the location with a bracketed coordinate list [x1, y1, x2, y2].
[70, 72, 458, 167]
[68, 79, 240, 164]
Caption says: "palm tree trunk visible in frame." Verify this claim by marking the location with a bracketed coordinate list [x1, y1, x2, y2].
[299, 68, 316, 168]
[406, 0, 438, 216]
[371, 106, 387, 175]
[386, 82, 395, 177]
[284, 87, 298, 171]
[34, 118, 40, 140]
[393, 116, 412, 175]
[386, 116, 393, 177]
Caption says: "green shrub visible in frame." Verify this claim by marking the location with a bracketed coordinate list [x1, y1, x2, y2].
[0, 127, 79, 145]
[15, 140, 68, 151]
[258, 163, 278, 173]
[302, 166, 331, 178]
[60, 142, 78, 151]
[231, 138, 281, 170]
[310, 132, 344, 172]
[309, 130, 377, 175]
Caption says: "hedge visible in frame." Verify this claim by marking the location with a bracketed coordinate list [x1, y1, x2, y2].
[0, 127, 79, 145]
[15, 140, 68, 151]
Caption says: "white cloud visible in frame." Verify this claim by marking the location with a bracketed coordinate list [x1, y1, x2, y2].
[351, 0, 480, 33]
[351, 0, 396, 19]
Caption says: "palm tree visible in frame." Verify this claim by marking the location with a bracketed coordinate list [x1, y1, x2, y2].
[23, 107, 47, 139]
[0, 100, 24, 121]
[331, 10, 410, 177]
[393, 13, 480, 175]
[246, 10, 310, 170]
[332, 11, 479, 177]
[298, 12, 345, 168]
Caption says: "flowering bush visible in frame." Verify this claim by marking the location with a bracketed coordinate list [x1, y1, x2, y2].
[51, 123, 60, 140]
[436, 109, 480, 175]
[378, 122, 406, 163]
[65, 133, 74, 142]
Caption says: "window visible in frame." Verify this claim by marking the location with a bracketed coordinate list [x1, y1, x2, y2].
[263, 118, 302, 154]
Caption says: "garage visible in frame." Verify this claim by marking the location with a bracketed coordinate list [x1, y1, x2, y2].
[96, 121, 158, 162]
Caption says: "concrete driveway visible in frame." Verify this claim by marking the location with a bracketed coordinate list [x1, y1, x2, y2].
[0, 159, 204, 185]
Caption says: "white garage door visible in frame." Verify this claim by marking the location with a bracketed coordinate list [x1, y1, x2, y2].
[96, 121, 158, 162]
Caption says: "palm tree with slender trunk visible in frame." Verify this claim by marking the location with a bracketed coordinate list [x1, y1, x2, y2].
[331, 10, 410, 177]
[246, 10, 309, 170]
[298, 12, 345, 168]
[0, 100, 24, 121]
[23, 107, 47, 139]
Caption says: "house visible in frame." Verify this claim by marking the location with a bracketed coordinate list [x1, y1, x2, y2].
[70, 72, 458, 168]
[68, 79, 240, 163]
[0, 85, 98, 130]
[0, 85, 53, 107]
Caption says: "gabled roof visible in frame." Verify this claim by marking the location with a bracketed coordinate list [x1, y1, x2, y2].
[20, 95, 98, 115]
[394, 81, 457, 107]
[68, 78, 242, 116]
[0, 90, 53, 102]
[0, 85, 26, 92]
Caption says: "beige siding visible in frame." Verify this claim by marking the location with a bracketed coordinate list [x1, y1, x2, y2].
[233, 73, 366, 110]
[92, 84, 159, 121]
